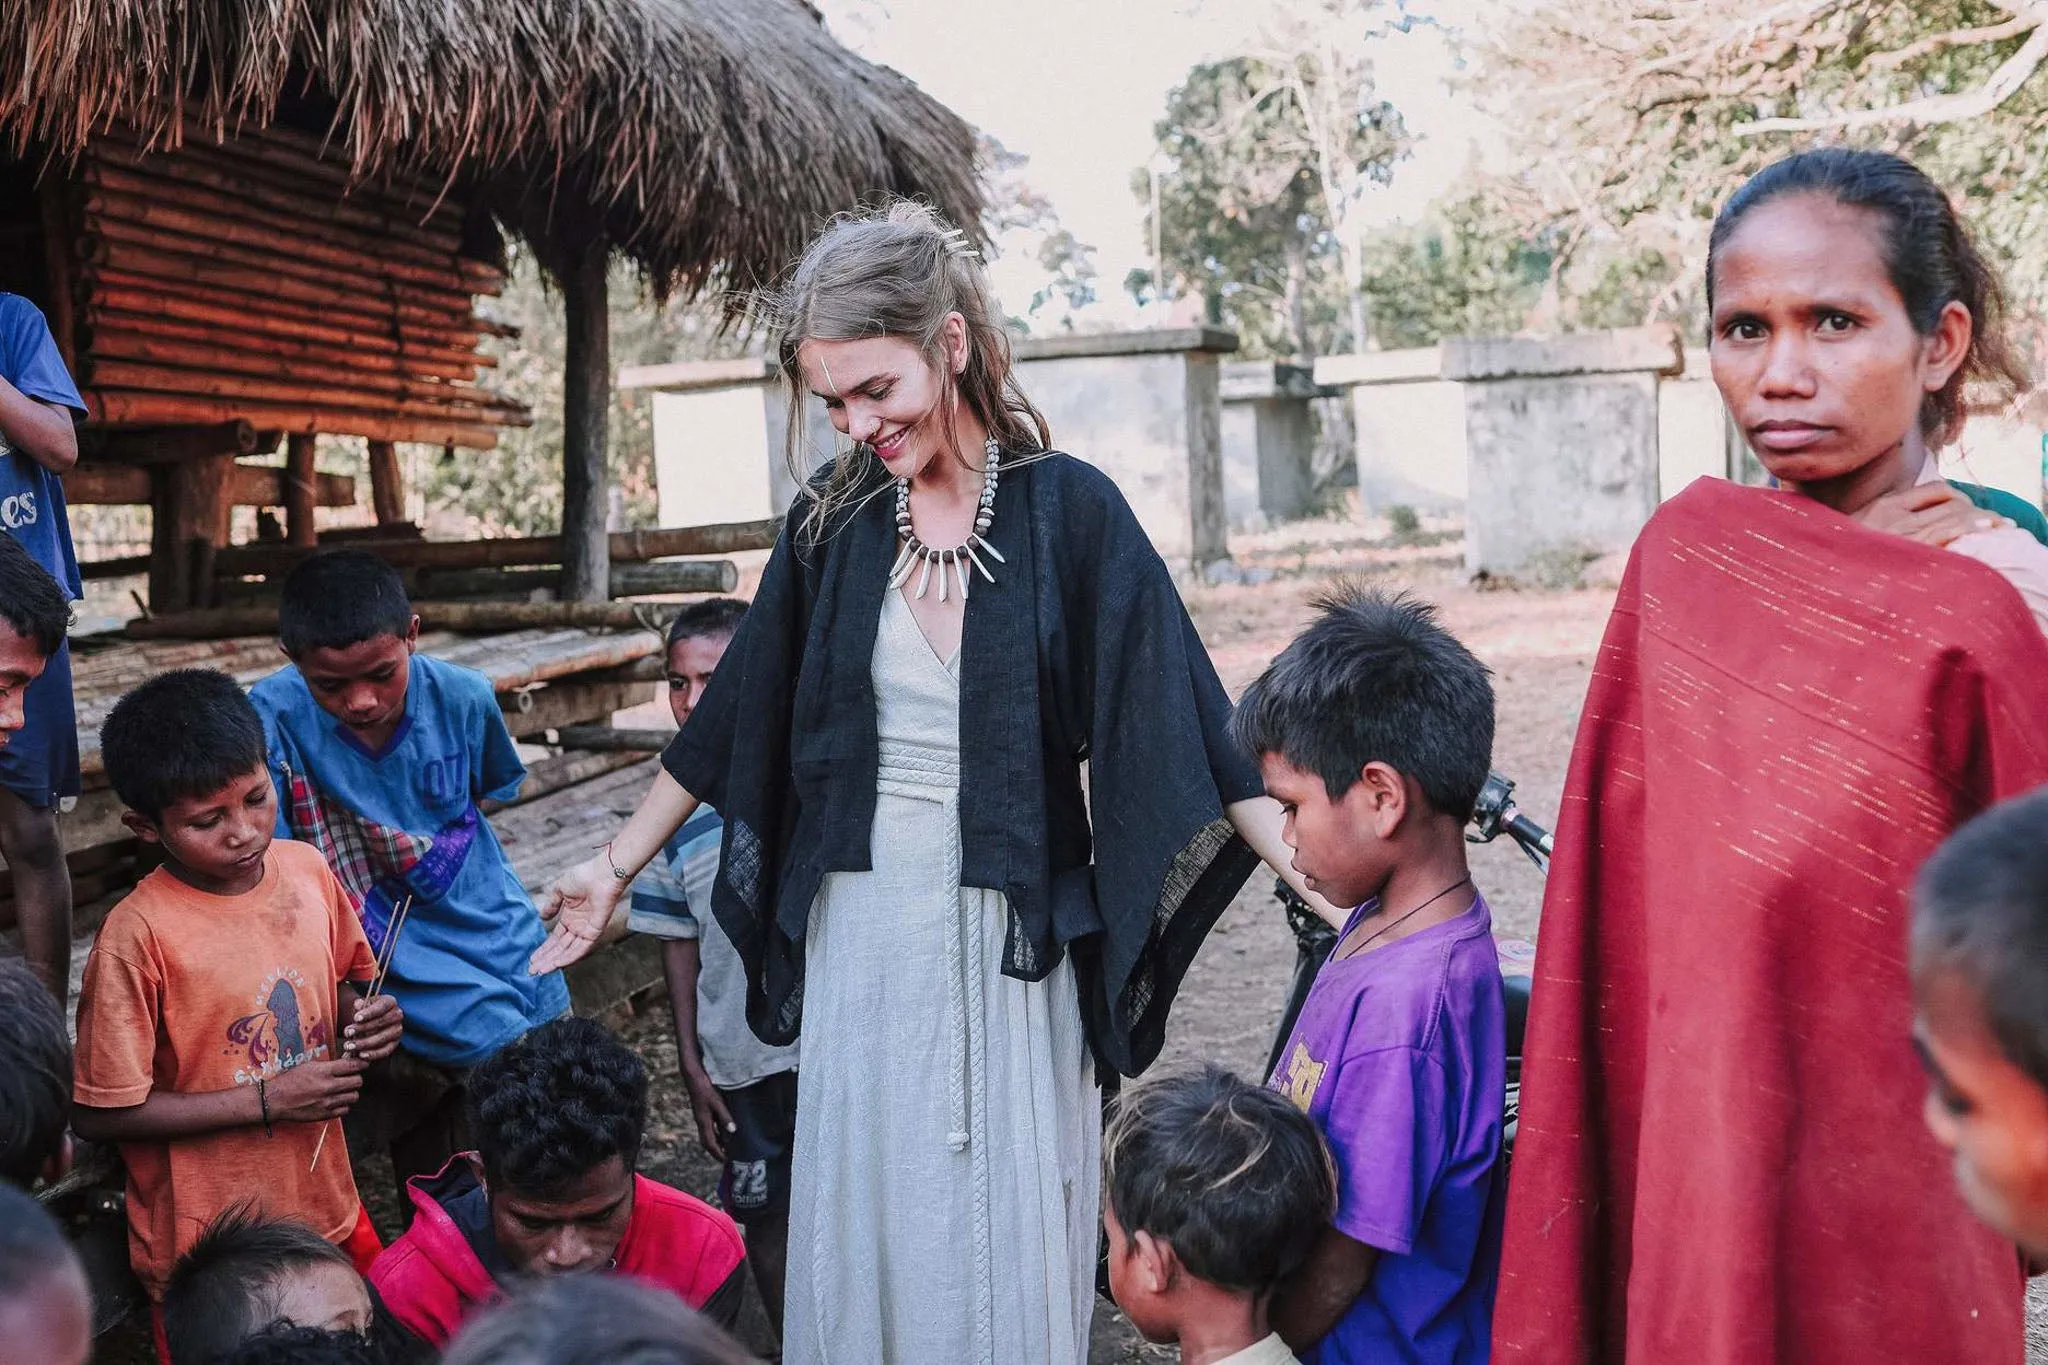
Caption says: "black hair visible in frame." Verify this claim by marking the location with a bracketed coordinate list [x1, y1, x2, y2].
[164, 1206, 361, 1365]
[1913, 787, 2048, 1089]
[442, 1275, 758, 1365]
[218, 1325, 390, 1365]
[0, 958, 71, 1187]
[666, 598, 749, 650]
[0, 532, 69, 659]
[1706, 148, 2029, 448]
[277, 550, 412, 657]
[1103, 1064, 1334, 1296]
[100, 668, 268, 821]
[469, 1017, 649, 1199]
[0, 1182, 81, 1302]
[1230, 584, 1495, 818]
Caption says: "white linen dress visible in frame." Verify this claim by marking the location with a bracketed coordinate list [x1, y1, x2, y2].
[781, 588, 1102, 1364]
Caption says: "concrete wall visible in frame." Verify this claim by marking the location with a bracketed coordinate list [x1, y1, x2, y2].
[1015, 328, 1237, 565]
[620, 358, 833, 527]
[1220, 361, 1325, 528]
[1446, 327, 1682, 576]
[1315, 349, 1466, 512]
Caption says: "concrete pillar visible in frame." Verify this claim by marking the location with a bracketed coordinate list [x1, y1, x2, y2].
[1219, 362, 1328, 528]
[617, 358, 834, 526]
[1314, 348, 1467, 514]
[1444, 325, 1683, 577]
[1013, 327, 1237, 566]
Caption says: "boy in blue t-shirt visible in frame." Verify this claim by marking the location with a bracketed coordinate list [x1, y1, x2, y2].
[1233, 586, 1506, 1365]
[249, 549, 568, 1203]
[0, 294, 87, 995]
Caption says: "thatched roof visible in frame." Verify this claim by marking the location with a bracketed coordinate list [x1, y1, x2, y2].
[1, 0, 985, 292]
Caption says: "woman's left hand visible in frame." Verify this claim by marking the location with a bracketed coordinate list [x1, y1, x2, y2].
[1856, 482, 2009, 547]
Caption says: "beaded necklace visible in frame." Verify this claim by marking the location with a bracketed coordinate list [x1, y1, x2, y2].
[887, 435, 1006, 602]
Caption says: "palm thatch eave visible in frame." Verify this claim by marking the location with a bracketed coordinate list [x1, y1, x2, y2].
[2, 0, 986, 296]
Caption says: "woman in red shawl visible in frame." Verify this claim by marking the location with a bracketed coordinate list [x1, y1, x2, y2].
[1495, 149, 2048, 1365]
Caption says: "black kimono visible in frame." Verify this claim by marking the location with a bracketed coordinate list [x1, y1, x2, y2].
[661, 450, 1264, 1077]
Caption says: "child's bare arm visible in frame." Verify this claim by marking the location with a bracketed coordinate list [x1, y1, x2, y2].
[72, 1059, 367, 1143]
[660, 937, 735, 1161]
[1272, 1226, 1380, 1350]
[0, 378, 77, 474]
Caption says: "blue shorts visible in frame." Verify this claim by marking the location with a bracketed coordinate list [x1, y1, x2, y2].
[0, 640, 79, 809]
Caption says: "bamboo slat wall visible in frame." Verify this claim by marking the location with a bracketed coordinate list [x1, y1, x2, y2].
[63, 122, 530, 450]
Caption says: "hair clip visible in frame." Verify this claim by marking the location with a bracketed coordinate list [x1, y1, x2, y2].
[938, 227, 980, 262]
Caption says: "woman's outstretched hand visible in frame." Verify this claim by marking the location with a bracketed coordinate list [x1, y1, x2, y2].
[530, 851, 628, 975]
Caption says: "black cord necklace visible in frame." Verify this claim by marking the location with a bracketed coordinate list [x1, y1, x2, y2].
[1337, 875, 1474, 960]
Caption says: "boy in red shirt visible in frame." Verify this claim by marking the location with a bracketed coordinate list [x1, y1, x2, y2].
[72, 670, 402, 1320]
[371, 1017, 746, 1349]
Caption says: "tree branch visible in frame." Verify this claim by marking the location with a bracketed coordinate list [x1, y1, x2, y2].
[1866, 11, 2042, 70]
[1737, 18, 2048, 133]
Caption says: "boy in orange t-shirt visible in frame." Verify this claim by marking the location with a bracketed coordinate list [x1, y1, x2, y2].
[72, 669, 402, 1313]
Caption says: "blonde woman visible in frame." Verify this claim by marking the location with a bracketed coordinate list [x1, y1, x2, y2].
[534, 204, 1329, 1364]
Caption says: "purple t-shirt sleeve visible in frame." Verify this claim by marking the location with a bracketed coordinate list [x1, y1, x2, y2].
[1321, 1044, 1449, 1256]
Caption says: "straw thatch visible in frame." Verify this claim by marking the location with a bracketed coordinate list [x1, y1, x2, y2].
[1, 0, 984, 293]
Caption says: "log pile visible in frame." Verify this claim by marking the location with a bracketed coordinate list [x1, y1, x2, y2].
[64, 122, 529, 450]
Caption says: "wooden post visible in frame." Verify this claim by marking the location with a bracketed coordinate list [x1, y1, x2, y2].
[560, 241, 611, 602]
[367, 439, 406, 525]
[285, 433, 318, 545]
[148, 454, 234, 612]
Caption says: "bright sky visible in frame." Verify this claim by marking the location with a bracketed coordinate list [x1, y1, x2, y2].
[815, 0, 1500, 327]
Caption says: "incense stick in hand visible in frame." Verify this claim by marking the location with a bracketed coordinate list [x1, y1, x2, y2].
[311, 894, 415, 1172]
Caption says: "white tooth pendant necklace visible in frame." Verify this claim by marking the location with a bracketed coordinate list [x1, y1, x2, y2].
[888, 435, 1006, 602]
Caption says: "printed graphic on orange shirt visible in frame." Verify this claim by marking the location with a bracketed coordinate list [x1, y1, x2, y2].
[1276, 1040, 1328, 1111]
[226, 967, 332, 1085]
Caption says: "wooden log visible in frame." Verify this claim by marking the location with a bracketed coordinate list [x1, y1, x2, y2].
[87, 243, 484, 331]
[85, 275, 499, 352]
[478, 749, 651, 816]
[83, 192, 482, 298]
[84, 308, 493, 374]
[82, 391, 503, 450]
[500, 682, 654, 741]
[78, 554, 150, 581]
[81, 299, 494, 370]
[561, 243, 610, 603]
[79, 421, 257, 464]
[64, 461, 353, 508]
[211, 518, 780, 577]
[368, 441, 405, 524]
[285, 434, 318, 546]
[127, 599, 683, 641]
[553, 725, 674, 753]
[92, 127, 468, 234]
[150, 455, 233, 612]
[82, 161, 478, 276]
[80, 358, 527, 423]
[413, 559, 739, 600]
[579, 656, 669, 684]
[86, 328, 485, 386]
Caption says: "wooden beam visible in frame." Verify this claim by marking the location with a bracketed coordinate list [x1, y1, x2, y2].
[412, 559, 738, 600]
[500, 681, 652, 740]
[367, 440, 405, 524]
[210, 517, 780, 577]
[554, 725, 673, 752]
[81, 421, 260, 465]
[127, 598, 687, 641]
[560, 241, 610, 602]
[285, 434, 317, 545]
[149, 455, 233, 612]
[65, 461, 353, 508]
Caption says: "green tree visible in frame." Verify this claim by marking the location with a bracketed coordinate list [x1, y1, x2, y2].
[1136, 45, 1407, 358]
[982, 135, 1100, 331]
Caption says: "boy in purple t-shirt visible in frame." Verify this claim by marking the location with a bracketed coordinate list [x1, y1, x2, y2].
[1232, 585, 1506, 1365]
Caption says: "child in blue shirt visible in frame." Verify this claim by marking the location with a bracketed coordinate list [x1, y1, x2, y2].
[1233, 586, 1506, 1365]
[0, 293, 87, 995]
[249, 549, 568, 1204]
